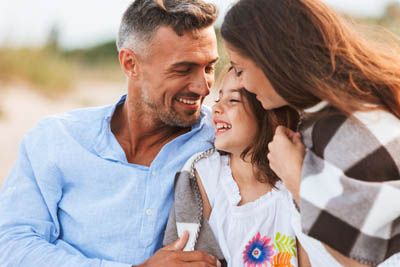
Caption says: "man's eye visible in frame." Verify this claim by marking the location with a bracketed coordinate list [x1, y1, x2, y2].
[205, 65, 215, 74]
[175, 68, 191, 74]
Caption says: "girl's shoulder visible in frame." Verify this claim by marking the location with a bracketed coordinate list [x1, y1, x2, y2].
[192, 149, 227, 206]
[180, 148, 225, 175]
[194, 149, 225, 172]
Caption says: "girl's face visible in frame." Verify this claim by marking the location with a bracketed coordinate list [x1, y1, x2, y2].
[212, 70, 258, 156]
[225, 43, 288, 110]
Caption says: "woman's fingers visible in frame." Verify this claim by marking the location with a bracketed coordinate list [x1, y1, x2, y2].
[275, 125, 301, 142]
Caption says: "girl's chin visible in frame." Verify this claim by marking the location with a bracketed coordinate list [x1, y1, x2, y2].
[214, 141, 237, 155]
[214, 142, 229, 153]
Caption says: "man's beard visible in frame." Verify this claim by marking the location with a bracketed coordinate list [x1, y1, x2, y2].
[158, 107, 200, 127]
[140, 91, 201, 128]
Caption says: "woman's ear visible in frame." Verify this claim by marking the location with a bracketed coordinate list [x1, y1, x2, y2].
[118, 48, 139, 79]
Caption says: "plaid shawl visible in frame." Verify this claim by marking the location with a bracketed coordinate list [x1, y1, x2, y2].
[298, 102, 400, 266]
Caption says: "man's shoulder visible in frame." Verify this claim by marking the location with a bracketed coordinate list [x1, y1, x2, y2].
[187, 105, 214, 144]
[26, 104, 114, 145]
[198, 105, 213, 129]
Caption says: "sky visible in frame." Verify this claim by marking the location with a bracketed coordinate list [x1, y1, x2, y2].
[0, 0, 398, 49]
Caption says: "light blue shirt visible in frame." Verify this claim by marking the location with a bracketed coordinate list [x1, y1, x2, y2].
[0, 95, 214, 267]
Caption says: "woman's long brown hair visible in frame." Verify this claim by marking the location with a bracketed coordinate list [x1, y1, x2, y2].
[221, 0, 400, 118]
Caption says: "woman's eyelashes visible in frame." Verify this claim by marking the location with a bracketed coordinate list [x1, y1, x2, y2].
[235, 70, 243, 77]
[231, 66, 243, 77]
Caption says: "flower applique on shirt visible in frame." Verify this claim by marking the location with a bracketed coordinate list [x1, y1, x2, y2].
[243, 232, 296, 267]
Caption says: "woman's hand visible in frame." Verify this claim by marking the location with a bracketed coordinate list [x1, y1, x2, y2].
[268, 126, 305, 204]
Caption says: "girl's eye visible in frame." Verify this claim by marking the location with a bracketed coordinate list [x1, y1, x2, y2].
[229, 99, 240, 103]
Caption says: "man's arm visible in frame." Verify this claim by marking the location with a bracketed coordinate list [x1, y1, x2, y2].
[0, 138, 130, 267]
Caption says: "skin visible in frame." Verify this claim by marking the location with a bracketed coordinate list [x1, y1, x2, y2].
[212, 70, 271, 205]
[114, 25, 218, 166]
[226, 44, 288, 110]
[115, 25, 220, 266]
[224, 41, 371, 267]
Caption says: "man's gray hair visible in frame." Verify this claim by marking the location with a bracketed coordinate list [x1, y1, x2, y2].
[116, 0, 218, 54]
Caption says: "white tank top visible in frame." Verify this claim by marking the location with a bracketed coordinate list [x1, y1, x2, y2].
[195, 151, 299, 267]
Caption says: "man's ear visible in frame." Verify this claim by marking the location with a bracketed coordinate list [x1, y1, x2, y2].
[119, 48, 140, 78]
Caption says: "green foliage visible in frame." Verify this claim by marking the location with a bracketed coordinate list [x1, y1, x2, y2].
[64, 40, 119, 65]
[0, 47, 74, 95]
[0, 40, 121, 96]
[274, 232, 297, 257]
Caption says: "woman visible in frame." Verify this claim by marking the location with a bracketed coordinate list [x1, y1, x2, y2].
[220, 0, 400, 266]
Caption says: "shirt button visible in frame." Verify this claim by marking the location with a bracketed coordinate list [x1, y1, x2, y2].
[151, 171, 157, 176]
[145, 209, 153, 216]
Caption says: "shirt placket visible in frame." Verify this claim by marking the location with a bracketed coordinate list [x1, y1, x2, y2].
[140, 169, 159, 248]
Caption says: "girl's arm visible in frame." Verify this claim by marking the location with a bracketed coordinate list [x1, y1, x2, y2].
[324, 245, 371, 267]
[297, 241, 311, 267]
[195, 170, 212, 220]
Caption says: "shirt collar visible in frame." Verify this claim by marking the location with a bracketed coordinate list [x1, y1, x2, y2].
[104, 94, 126, 123]
[93, 95, 212, 163]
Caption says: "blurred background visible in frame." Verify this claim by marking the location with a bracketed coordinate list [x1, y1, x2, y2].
[0, 0, 400, 183]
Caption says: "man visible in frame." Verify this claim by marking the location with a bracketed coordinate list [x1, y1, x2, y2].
[0, 0, 220, 266]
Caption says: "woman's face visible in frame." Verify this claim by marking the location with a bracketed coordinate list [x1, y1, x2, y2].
[225, 43, 288, 110]
[212, 70, 258, 156]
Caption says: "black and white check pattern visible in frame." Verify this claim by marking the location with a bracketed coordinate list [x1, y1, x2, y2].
[299, 103, 400, 266]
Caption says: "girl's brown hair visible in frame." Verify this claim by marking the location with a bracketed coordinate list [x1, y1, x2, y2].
[221, 0, 400, 118]
[239, 88, 299, 186]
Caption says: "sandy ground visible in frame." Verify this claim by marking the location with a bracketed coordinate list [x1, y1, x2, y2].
[0, 82, 217, 185]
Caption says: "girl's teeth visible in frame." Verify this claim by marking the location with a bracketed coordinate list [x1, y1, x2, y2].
[216, 123, 232, 129]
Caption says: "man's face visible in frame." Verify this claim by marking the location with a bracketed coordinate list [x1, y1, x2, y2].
[133, 26, 218, 127]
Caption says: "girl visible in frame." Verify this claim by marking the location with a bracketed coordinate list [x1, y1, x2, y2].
[164, 69, 312, 267]
[220, 0, 400, 266]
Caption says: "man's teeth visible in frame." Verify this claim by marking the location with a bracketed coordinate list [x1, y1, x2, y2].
[176, 97, 198, 105]
[216, 123, 232, 130]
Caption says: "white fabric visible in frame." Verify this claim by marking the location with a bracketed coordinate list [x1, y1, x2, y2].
[195, 152, 298, 267]
[290, 205, 341, 267]
[378, 253, 400, 267]
[176, 222, 200, 251]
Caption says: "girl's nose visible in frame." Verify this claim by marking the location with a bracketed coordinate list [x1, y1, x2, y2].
[212, 101, 223, 115]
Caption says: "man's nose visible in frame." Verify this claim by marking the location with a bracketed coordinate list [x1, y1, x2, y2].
[188, 72, 213, 96]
